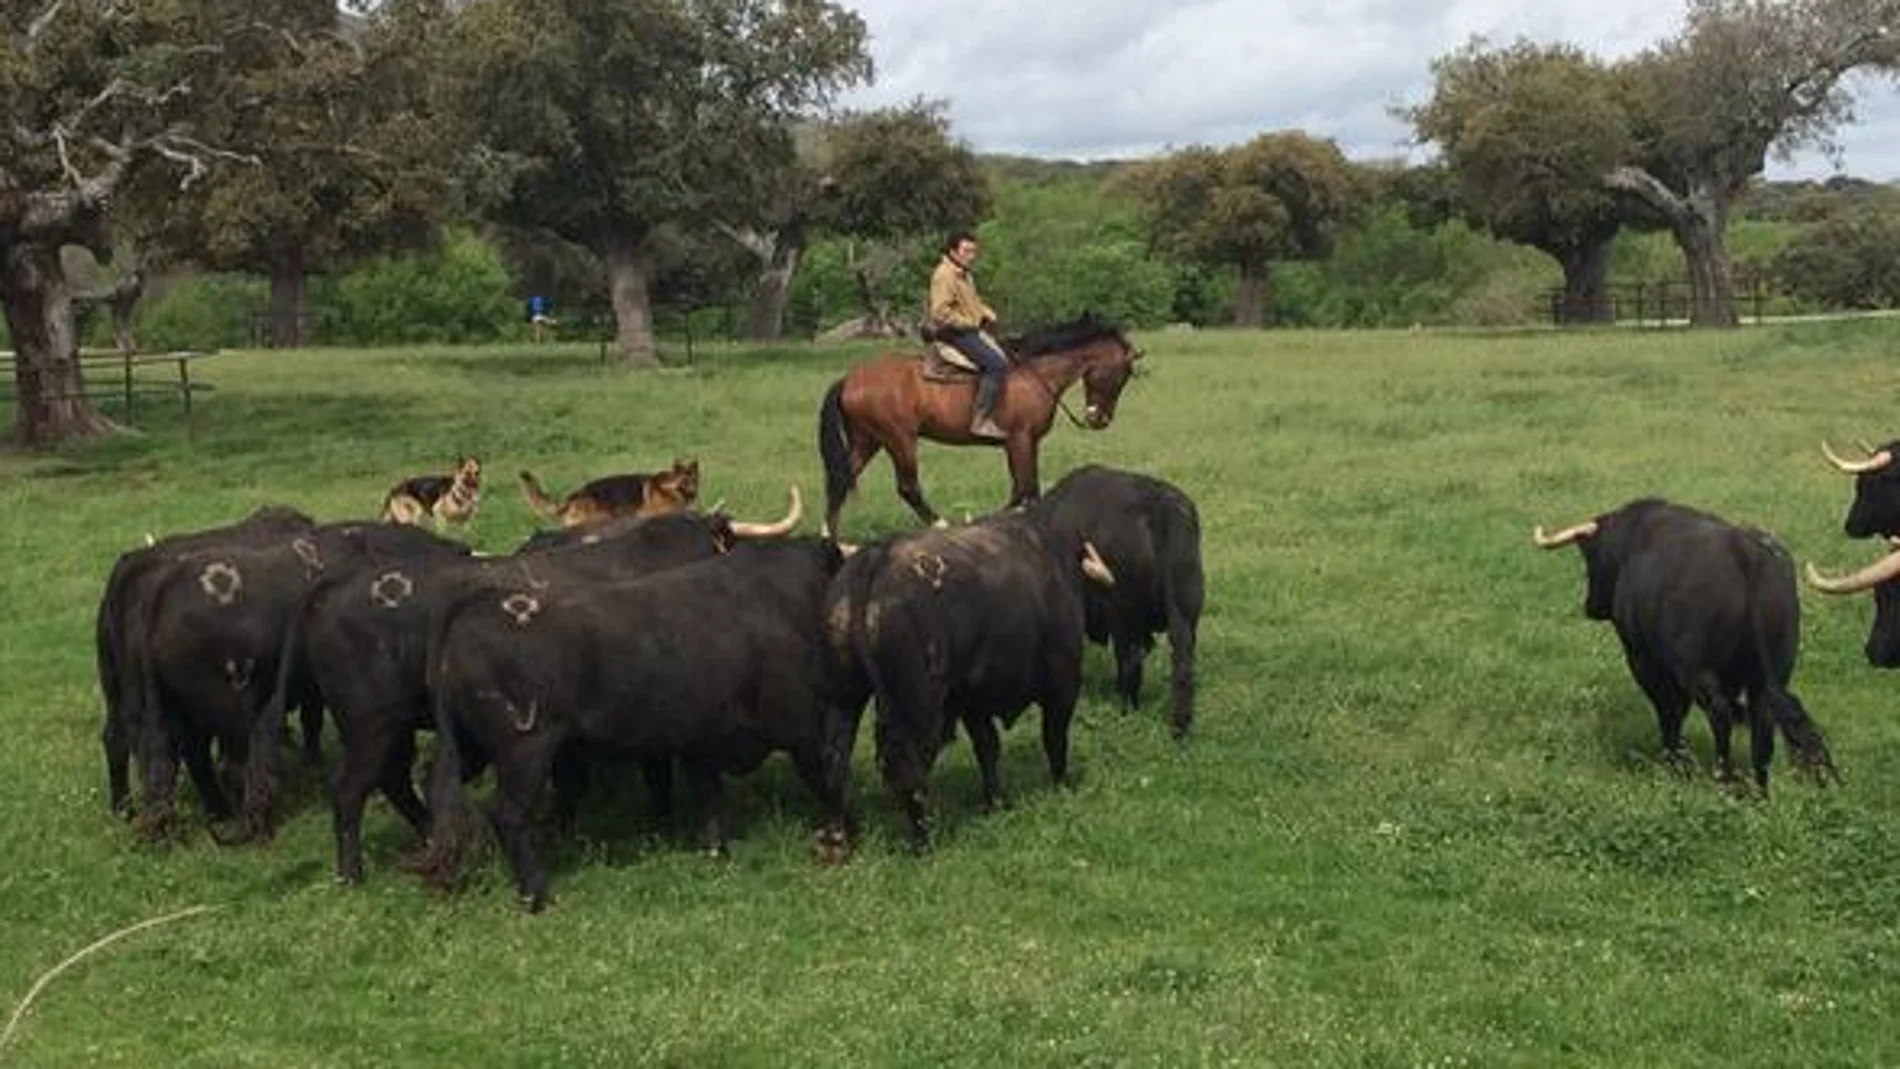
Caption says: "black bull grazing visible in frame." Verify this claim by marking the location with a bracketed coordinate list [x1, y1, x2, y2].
[242, 494, 803, 883]
[96, 505, 315, 821]
[124, 519, 464, 835]
[416, 536, 855, 912]
[1029, 464, 1203, 736]
[825, 514, 1117, 850]
[1533, 498, 1837, 791]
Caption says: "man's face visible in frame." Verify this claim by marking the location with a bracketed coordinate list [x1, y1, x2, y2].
[953, 239, 979, 266]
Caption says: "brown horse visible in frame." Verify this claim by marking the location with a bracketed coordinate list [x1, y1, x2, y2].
[816, 313, 1143, 536]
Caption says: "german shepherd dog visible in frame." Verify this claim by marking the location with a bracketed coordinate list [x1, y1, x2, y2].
[518, 456, 701, 528]
[382, 456, 482, 529]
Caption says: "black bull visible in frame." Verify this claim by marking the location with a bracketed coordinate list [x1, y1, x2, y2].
[1029, 464, 1203, 736]
[1813, 439, 1900, 666]
[824, 514, 1117, 850]
[1533, 498, 1836, 791]
[123, 520, 465, 834]
[96, 505, 314, 821]
[415, 537, 856, 912]
[241, 497, 803, 882]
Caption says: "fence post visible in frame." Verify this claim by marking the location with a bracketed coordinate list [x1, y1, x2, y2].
[178, 357, 194, 441]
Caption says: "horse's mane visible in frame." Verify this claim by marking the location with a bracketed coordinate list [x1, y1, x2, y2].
[1002, 312, 1126, 359]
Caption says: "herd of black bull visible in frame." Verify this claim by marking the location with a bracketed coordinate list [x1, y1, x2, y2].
[1527, 438, 1900, 793]
[97, 436, 1900, 910]
[94, 465, 1204, 910]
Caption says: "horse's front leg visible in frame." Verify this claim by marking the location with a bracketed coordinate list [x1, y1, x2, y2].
[1003, 436, 1040, 510]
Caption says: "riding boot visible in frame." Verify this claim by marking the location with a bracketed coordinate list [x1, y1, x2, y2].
[969, 372, 1006, 440]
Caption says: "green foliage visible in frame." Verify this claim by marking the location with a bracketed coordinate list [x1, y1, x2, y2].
[8, 325, 1900, 1062]
[133, 273, 269, 351]
[821, 100, 994, 240]
[1404, 38, 1627, 259]
[128, 0, 453, 290]
[316, 228, 521, 345]
[1771, 205, 1900, 309]
[1120, 132, 1361, 273]
[1274, 204, 1553, 327]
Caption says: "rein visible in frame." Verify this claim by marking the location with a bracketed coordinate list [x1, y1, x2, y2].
[1017, 353, 1094, 431]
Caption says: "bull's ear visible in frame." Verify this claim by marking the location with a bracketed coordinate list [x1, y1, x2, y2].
[1079, 539, 1115, 587]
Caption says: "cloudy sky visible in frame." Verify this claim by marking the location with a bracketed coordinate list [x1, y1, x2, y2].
[833, 0, 1900, 180]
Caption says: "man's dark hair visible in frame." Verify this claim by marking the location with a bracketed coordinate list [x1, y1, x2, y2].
[944, 230, 978, 253]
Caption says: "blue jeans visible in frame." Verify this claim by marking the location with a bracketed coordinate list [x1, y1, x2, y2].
[946, 329, 1008, 381]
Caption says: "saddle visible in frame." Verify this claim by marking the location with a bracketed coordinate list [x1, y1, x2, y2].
[920, 342, 980, 382]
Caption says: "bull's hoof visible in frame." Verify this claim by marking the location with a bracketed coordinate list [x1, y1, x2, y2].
[130, 809, 175, 842]
[812, 829, 852, 867]
[207, 820, 255, 847]
[519, 892, 548, 913]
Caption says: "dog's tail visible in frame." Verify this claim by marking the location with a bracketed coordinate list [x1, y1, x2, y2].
[382, 491, 424, 526]
[818, 378, 856, 519]
[516, 470, 563, 518]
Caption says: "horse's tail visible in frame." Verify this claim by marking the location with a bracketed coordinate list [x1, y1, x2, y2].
[818, 377, 856, 517]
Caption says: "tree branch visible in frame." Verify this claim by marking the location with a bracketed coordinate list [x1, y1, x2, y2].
[711, 220, 778, 261]
[21, 0, 70, 48]
[1604, 165, 1691, 223]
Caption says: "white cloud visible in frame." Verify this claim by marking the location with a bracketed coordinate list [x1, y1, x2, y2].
[835, 0, 1900, 179]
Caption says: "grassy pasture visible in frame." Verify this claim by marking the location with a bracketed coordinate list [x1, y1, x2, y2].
[4, 322, 1900, 1066]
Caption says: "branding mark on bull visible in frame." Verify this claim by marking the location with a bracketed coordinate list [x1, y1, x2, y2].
[292, 537, 324, 578]
[508, 698, 539, 733]
[910, 553, 948, 589]
[225, 657, 255, 690]
[199, 562, 243, 605]
[370, 570, 415, 609]
[501, 592, 542, 626]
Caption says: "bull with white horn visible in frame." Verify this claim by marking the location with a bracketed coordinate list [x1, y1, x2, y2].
[1532, 498, 1836, 791]
[1821, 438, 1900, 538]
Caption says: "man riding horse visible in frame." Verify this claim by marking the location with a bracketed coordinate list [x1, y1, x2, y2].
[928, 231, 1009, 440]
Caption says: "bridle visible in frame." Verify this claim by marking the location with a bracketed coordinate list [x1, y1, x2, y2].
[1015, 342, 1138, 431]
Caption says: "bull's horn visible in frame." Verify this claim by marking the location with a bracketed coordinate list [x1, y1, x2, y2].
[728, 484, 802, 538]
[1806, 551, 1900, 595]
[1821, 439, 1894, 475]
[143, 533, 157, 547]
[834, 541, 860, 557]
[1532, 520, 1598, 549]
[1080, 539, 1115, 587]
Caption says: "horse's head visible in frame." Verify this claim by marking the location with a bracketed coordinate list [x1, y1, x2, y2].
[1079, 329, 1143, 429]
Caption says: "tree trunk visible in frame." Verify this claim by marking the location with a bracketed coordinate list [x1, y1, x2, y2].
[1605, 166, 1738, 329]
[1233, 262, 1268, 327]
[1675, 191, 1736, 328]
[109, 269, 145, 355]
[268, 255, 307, 348]
[2, 243, 117, 446]
[1555, 238, 1615, 324]
[748, 240, 803, 341]
[604, 234, 660, 369]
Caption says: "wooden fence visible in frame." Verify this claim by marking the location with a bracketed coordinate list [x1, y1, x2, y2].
[0, 349, 217, 438]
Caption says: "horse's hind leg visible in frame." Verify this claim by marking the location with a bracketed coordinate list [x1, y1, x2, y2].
[887, 438, 943, 527]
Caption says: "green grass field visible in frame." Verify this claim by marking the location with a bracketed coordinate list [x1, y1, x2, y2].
[4, 321, 1900, 1066]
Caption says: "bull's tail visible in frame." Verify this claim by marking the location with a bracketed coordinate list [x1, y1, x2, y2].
[1743, 554, 1839, 787]
[407, 610, 483, 890]
[1160, 501, 1204, 740]
[818, 378, 856, 523]
[516, 470, 563, 518]
[239, 589, 315, 840]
